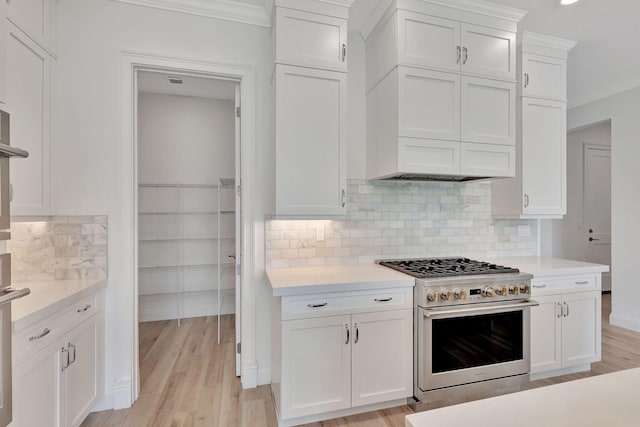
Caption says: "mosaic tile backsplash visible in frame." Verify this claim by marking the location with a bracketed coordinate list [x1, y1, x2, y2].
[8, 216, 108, 282]
[266, 180, 537, 268]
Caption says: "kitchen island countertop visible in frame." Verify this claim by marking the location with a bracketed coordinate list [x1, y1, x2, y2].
[406, 367, 640, 427]
[488, 256, 609, 277]
[11, 278, 107, 332]
[267, 264, 415, 296]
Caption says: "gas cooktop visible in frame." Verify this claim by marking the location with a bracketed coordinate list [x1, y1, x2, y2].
[377, 257, 520, 278]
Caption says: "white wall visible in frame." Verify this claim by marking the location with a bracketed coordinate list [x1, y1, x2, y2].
[567, 87, 640, 331]
[53, 0, 272, 408]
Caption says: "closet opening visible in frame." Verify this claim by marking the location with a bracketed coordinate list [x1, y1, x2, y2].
[135, 70, 242, 389]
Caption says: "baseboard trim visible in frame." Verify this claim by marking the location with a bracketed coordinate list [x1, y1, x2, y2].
[610, 311, 640, 332]
[257, 367, 271, 386]
[242, 362, 258, 389]
[113, 378, 134, 410]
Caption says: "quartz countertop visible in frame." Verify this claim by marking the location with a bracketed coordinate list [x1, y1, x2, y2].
[406, 368, 640, 427]
[267, 264, 415, 296]
[488, 256, 609, 277]
[11, 278, 107, 332]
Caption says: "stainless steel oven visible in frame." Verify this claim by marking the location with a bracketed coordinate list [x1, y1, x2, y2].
[419, 299, 536, 392]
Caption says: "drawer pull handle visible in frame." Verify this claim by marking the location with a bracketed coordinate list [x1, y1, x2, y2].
[374, 297, 393, 302]
[77, 304, 92, 313]
[307, 303, 327, 308]
[532, 285, 547, 289]
[29, 328, 51, 341]
[69, 343, 77, 364]
[575, 281, 589, 285]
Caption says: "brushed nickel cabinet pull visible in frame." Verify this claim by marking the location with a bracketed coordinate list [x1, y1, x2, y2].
[575, 281, 589, 285]
[557, 302, 562, 318]
[374, 297, 393, 302]
[355, 323, 359, 344]
[307, 303, 327, 308]
[532, 285, 547, 289]
[342, 43, 347, 62]
[77, 304, 92, 313]
[69, 343, 77, 364]
[345, 324, 349, 345]
[29, 328, 51, 341]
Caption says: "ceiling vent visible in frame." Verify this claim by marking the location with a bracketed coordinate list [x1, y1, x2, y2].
[168, 76, 183, 84]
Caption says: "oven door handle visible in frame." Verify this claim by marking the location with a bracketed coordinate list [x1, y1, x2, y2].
[423, 300, 539, 318]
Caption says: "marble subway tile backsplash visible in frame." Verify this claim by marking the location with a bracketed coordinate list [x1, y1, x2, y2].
[8, 216, 108, 282]
[266, 180, 537, 268]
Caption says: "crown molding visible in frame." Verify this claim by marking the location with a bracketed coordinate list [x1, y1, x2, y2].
[521, 31, 577, 52]
[111, 0, 271, 27]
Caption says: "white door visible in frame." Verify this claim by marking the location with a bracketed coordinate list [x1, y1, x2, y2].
[397, 66, 460, 142]
[275, 65, 346, 216]
[461, 76, 515, 146]
[234, 83, 242, 376]
[521, 98, 566, 215]
[397, 10, 461, 73]
[562, 291, 601, 367]
[461, 23, 516, 80]
[529, 295, 562, 374]
[351, 310, 412, 407]
[584, 145, 612, 291]
[281, 315, 351, 418]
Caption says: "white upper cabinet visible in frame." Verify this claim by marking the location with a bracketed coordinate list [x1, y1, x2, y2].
[397, 10, 461, 73]
[7, 23, 51, 215]
[492, 32, 575, 219]
[522, 53, 566, 101]
[275, 64, 347, 217]
[274, 7, 348, 72]
[521, 98, 566, 216]
[272, 0, 350, 218]
[460, 23, 516, 80]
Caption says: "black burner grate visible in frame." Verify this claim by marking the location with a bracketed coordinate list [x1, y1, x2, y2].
[378, 257, 519, 278]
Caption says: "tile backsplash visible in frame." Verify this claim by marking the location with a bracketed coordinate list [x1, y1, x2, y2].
[266, 179, 537, 268]
[8, 216, 108, 282]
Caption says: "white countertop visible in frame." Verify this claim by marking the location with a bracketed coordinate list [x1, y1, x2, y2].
[11, 278, 107, 332]
[489, 256, 609, 277]
[406, 368, 640, 427]
[267, 264, 415, 296]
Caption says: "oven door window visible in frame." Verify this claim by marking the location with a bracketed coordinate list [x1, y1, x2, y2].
[432, 310, 523, 373]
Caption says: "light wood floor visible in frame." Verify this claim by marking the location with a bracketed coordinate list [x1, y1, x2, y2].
[83, 294, 640, 427]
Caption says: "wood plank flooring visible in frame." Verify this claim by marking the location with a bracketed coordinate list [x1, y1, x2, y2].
[83, 294, 640, 427]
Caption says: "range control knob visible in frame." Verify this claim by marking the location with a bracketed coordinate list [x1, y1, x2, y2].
[509, 285, 520, 295]
[439, 290, 453, 301]
[426, 290, 440, 302]
[453, 289, 467, 300]
[519, 284, 530, 294]
[496, 286, 509, 296]
[482, 287, 497, 297]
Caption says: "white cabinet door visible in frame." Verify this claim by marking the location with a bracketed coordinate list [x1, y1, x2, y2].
[275, 8, 347, 71]
[460, 142, 515, 177]
[398, 138, 460, 176]
[65, 315, 99, 427]
[530, 295, 562, 374]
[562, 291, 601, 368]
[7, 23, 51, 215]
[275, 65, 346, 217]
[461, 76, 515, 146]
[398, 67, 460, 141]
[13, 340, 63, 427]
[398, 10, 461, 73]
[521, 98, 566, 216]
[281, 315, 351, 419]
[522, 53, 566, 101]
[351, 310, 412, 407]
[461, 23, 515, 80]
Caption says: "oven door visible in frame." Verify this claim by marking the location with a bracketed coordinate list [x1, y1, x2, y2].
[418, 299, 538, 392]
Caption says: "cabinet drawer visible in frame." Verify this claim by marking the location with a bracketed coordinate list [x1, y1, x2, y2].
[281, 287, 413, 320]
[13, 293, 98, 365]
[531, 275, 598, 295]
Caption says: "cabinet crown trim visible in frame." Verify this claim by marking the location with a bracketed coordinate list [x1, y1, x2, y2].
[520, 31, 577, 52]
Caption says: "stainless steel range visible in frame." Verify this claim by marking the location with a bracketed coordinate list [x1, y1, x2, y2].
[378, 257, 536, 406]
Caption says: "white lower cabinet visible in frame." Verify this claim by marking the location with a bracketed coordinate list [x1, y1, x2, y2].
[530, 276, 601, 379]
[274, 287, 413, 425]
[13, 313, 99, 427]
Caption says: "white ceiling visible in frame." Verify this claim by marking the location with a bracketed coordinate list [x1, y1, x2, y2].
[137, 71, 236, 100]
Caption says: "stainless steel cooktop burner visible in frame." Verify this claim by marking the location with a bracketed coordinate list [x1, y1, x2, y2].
[377, 257, 520, 278]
